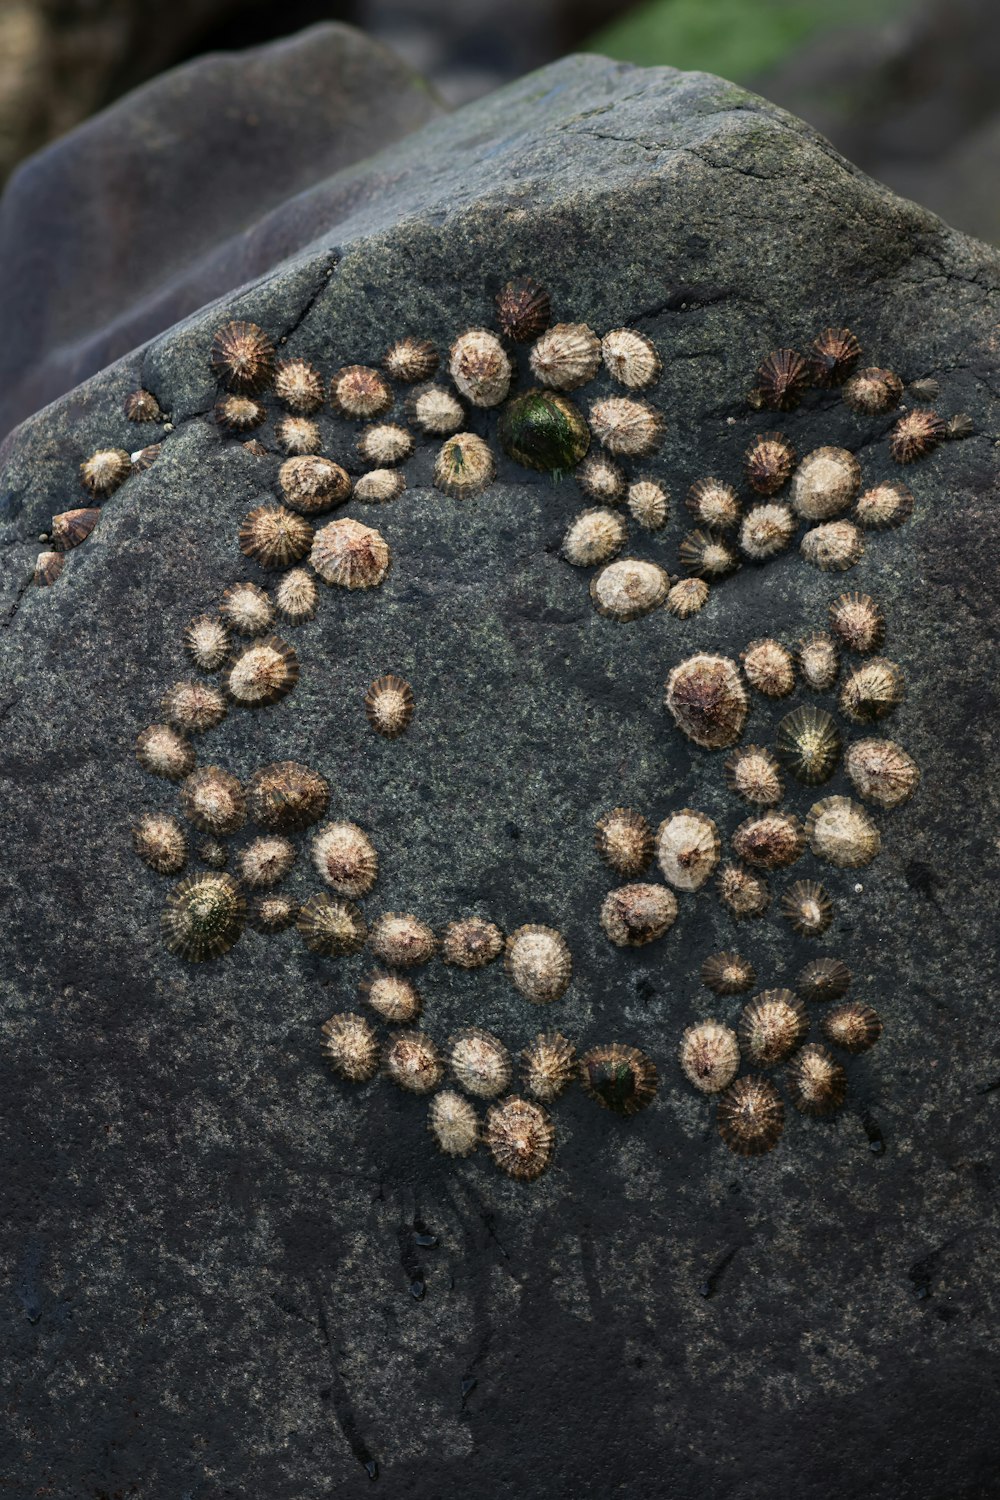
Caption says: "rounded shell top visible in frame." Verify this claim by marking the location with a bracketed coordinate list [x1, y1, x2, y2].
[279, 455, 351, 514]
[134, 812, 187, 875]
[822, 1002, 883, 1055]
[365, 674, 414, 738]
[731, 811, 805, 870]
[428, 1089, 479, 1157]
[716, 863, 770, 920]
[274, 567, 319, 624]
[626, 479, 669, 530]
[505, 924, 572, 1004]
[136, 723, 195, 781]
[329, 365, 393, 420]
[666, 578, 710, 618]
[274, 357, 324, 413]
[321, 1013, 380, 1083]
[385, 1030, 444, 1094]
[655, 809, 721, 891]
[162, 872, 245, 961]
[433, 432, 496, 497]
[209, 320, 275, 392]
[739, 502, 796, 561]
[563, 508, 627, 568]
[599, 883, 678, 947]
[780, 880, 833, 936]
[405, 383, 464, 436]
[80, 447, 131, 496]
[441, 917, 504, 969]
[50, 507, 100, 551]
[589, 397, 664, 456]
[678, 1021, 740, 1094]
[785, 1044, 847, 1116]
[687, 478, 741, 531]
[357, 423, 414, 467]
[838, 658, 904, 723]
[845, 737, 919, 809]
[359, 971, 422, 1025]
[311, 821, 378, 898]
[744, 433, 795, 495]
[796, 957, 852, 1003]
[529, 322, 601, 390]
[576, 453, 626, 505]
[485, 1096, 555, 1180]
[124, 388, 162, 423]
[160, 679, 227, 735]
[449, 328, 513, 407]
[276, 416, 321, 456]
[579, 1043, 658, 1116]
[383, 337, 439, 383]
[809, 327, 861, 386]
[717, 1075, 785, 1156]
[805, 796, 881, 868]
[829, 592, 885, 654]
[368, 912, 437, 968]
[590, 559, 668, 620]
[499, 389, 590, 473]
[854, 481, 913, 530]
[180, 766, 246, 835]
[700, 950, 756, 995]
[311, 518, 390, 588]
[800, 520, 864, 572]
[448, 1028, 512, 1099]
[790, 446, 861, 521]
[664, 654, 749, 749]
[595, 806, 654, 878]
[298, 893, 368, 956]
[755, 348, 810, 410]
[239, 505, 314, 569]
[237, 835, 295, 889]
[520, 1032, 577, 1102]
[224, 636, 299, 708]
[185, 615, 230, 671]
[246, 761, 329, 832]
[843, 367, 903, 415]
[215, 394, 265, 432]
[889, 408, 946, 463]
[496, 277, 551, 342]
[220, 582, 274, 637]
[741, 638, 795, 698]
[601, 328, 661, 389]
[796, 631, 840, 692]
[775, 705, 842, 785]
[738, 990, 808, 1066]
[725, 745, 783, 806]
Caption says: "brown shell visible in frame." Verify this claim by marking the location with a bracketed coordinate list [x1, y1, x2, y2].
[588, 397, 664, 457]
[448, 1028, 512, 1099]
[800, 520, 864, 572]
[716, 864, 770, 920]
[124, 388, 163, 422]
[731, 811, 804, 870]
[329, 365, 393, 420]
[179, 766, 246, 835]
[796, 957, 852, 1003]
[311, 821, 378, 898]
[530, 322, 601, 391]
[601, 329, 661, 390]
[364, 674, 414, 738]
[744, 433, 795, 495]
[664, 653, 749, 749]
[161, 872, 246, 962]
[594, 807, 654, 878]
[321, 1012, 379, 1082]
[131, 443, 162, 472]
[739, 502, 796, 560]
[359, 971, 422, 1025]
[433, 431, 496, 497]
[590, 558, 669, 621]
[485, 1096, 555, 1180]
[838, 658, 904, 723]
[297, 893, 368, 956]
[678, 1021, 740, 1094]
[678, 530, 739, 579]
[822, 1002, 883, 1055]
[449, 328, 512, 407]
[655, 810, 721, 892]
[796, 631, 840, 692]
[600, 882, 678, 947]
[717, 1075, 784, 1155]
[273, 357, 325, 413]
[275, 416, 321, 455]
[279, 455, 352, 514]
[845, 737, 920, 809]
[184, 614, 230, 671]
[440, 917, 504, 969]
[198, 838, 229, 869]
[133, 812, 187, 875]
[626, 478, 669, 530]
[520, 1033, 577, 1102]
[385, 1030, 445, 1095]
[842, 367, 903, 415]
[779, 880, 833, 936]
[741, 638, 795, 697]
[700, 951, 755, 996]
[755, 348, 811, 410]
[790, 446, 861, 522]
[739, 990, 808, 1066]
[725, 745, 783, 806]
[136, 723, 195, 781]
[808, 327, 861, 386]
[50, 507, 100, 551]
[946, 412, 974, 440]
[666, 578, 710, 618]
[829, 592, 885, 654]
[889, 408, 946, 463]
[357, 423, 413, 467]
[368, 912, 438, 968]
[496, 277, 551, 343]
[274, 567, 319, 624]
[249, 893, 299, 933]
[383, 337, 439, 383]
[805, 795, 881, 868]
[246, 761, 329, 832]
[405, 383, 465, 436]
[215, 394, 265, 432]
[686, 478, 741, 531]
[786, 1044, 847, 1116]
[311, 518, 390, 588]
[236, 835, 295, 889]
[354, 469, 406, 505]
[220, 581, 274, 636]
[239, 505, 313, 569]
[579, 1043, 658, 1116]
[505, 924, 572, 1003]
[209, 319, 275, 393]
[854, 480, 913, 530]
[562, 507, 627, 568]
[576, 454, 626, 505]
[80, 447, 131, 496]
[224, 636, 298, 707]
[160, 679, 228, 735]
[428, 1090, 479, 1157]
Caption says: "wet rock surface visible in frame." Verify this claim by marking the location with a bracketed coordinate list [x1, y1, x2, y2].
[2, 37, 999, 1499]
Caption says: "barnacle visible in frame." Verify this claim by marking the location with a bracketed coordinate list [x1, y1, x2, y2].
[805, 796, 881, 867]
[246, 761, 329, 832]
[579, 1044, 658, 1116]
[822, 1003, 883, 1054]
[449, 329, 512, 407]
[239, 505, 313, 569]
[808, 328, 861, 386]
[276, 416, 321, 455]
[359, 971, 422, 1024]
[485, 1096, 555, 1180]
[321, 1013, 379, 1082]
[655, 810, 720, 891]
[274, 567, 318, 624]
[311, 822, 378, 898]
[279, 455, 351, 514]
[364, 675, 414, 738]
[162, 872, 245, 961]
[220, 582, 274, 636]
[595, 807, 654, 878]
[889, 408, 946, 463]
[136, 723, 195, 781]
[440, 917, 504, 969]
[50, 507, 100, 551]
[499, 389, 590, 472]
[755, 348, 810, 410]
[838, 658, 904, 723]
[589, 397, 664, 456]
[744, 433, 795, 495]
[133, 812, 187, 874]
[160, 679, 227, 735]
[845, 737, 919, 809]
[383, 337, 439, 383]
[739, 502, 796, 561]
[354, 469, 406, 504]
[600, 882, 678, 946]
[779, 880, 833, 936]
[80, 447, 130, 496]
[274, 357, 325, 413]
[530, 322, 601, 390]
[725, 745, 783, 806]
[297, 893, 367, 956]
[678, 530, 739, 578]
[842, 367, 902, 415]
[368, 913, 437, 968]
[562, 508, 627, 567]
[448, 1029, 512, 1099]
[775, 706, 842, 785]
[576, 453, 626, 505]
[311, 518, 390, 588]
[731, 811, 804, 870]
[796, 632, 840, 692]
[124, 388, 162, 422]
[405, 383, 464, 436]
[236, 835, 295, 889]
[428, 1090, 479, 1156]
[666, 578, 710, 617]
[796, 957, 852, 1003]
[700, 951, 755, 995]
[385, 1030, 444, 1094]
[496, 277, 551, 343]
[215, 394, 265, 432]
[678, 1021, 740, 1094]
[790, 447, 861, 521]
[800, 520, 864, 571]
[505, 924, 572, 1003]
[739, 990, 808, 1066]
[184, 614, 229, 670]
[210, 320, 274, 392]
[664, 653, 748, 749]
[224, 636, 298, 707]
[590, 558, 669, 620]
[686, 478, 741, 531]
[180, 766, 246, 835]
[786, 1044, 847, 1116]
[741, 638, 795, 697]
[433, 432, 496, 497]
[716, 864, 770, 920]
[854, 480, 913, 529]
[601, 328, 661, 389]
[329, 365, 393, 420]
[717, 1075, 784, 1155]
[520, 1033, 576, 1101]
[357, 423, 413, 467]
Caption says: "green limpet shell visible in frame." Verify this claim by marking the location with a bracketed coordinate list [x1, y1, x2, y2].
[498, 388, 590, 474]
[162, 872, 246, 961]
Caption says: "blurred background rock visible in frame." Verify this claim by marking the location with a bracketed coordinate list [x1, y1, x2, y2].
[1, 0, 998, 242]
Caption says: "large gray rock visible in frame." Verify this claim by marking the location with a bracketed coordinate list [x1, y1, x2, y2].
[2, 35, 999, 1499]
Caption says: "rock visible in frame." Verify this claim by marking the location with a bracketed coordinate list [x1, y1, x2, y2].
[1, 34, 999, 1500]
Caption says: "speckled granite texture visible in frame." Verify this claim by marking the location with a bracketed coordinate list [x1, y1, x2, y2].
[1, 37, 999, 1500]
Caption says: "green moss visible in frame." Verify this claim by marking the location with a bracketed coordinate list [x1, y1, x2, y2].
[499, 389, 591, 474]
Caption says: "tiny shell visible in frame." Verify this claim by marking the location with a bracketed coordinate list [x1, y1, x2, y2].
[241, 439, 268, 460]
[276, 415, 321, 455]
[664, 653, 748, 749]
[854, 480, 913, 530]
[505, 924, 572, 1003]
[576, 454, 626, 505]
[239, 505, 314, 569]
[80, 448, 131, 496]
[50, 507, 100, 551]
[601, 328, 661, 389]
[520, 1033, 576, 1102]
[449, 329, 512, 407]
[717, 1075, 784, 1155]
[731, 811, 804, 870]
[329, 365, 393, 420]
[589, 397, 664, 456]
[946, 412, 974, 440]
[796, 631, 840, 691]
[755, 349, 810, 410]
[700, 951, 755, 996]
[369, 913, 437, 968]
[562, 508, 627, 567]
[274, 357, 324, 413]
[279, 455, 351, 515]
[311, 518, 390, 588]
[600, 883, 678, 946]
[822, 1003, 883, 1054]
[274, 567, 318, 624]
[383, 337, 439, 383]
[131, 443, 162, 471]
[405, 383, 464, 436]
[33, 551, 64, 586]
[185, 614, 230, 670]
[215, 394, 265, 432]
[790, 447, 861, 521]
[246, 761, 329, 831]
[441, 917, 504, 969]
[133, 812, 187, 874]
[485, 1096, 555, 1179]
[162, 872, 245, 961]
[678, 1021, 740, 1094]
[180, 766, 246, 834]
[209, 320, 274, 393]
[354, 469, 406, 504]
[220, 582, 274, 636]
[249, 893, 299, 932]
[321, 1013, 379, 1082]
[741, 638, 795, 697]
[365, 674, 414, 738]
[785, 1044, 847, 1116]
[530, 322, 601, 390]
[666, 578, 710, 617]
[311, 821, 378, 898]
[237, 835, 295, 889]
[744, 433, 795, 495]
[687, 479, 741, 532]
[775, 706, 842, 785]
[829, 592, 885, 654]
[496, 277, 551, 343]
[198, 838, 229, 869]
[449, 1028, 512, 1099]
[679, 530, 739, 578]
[909, 377, 940, 403]
[298, 893, 368, 956]
[805, 796, 881, 867]
[739, 502, 796, 561]
[889, 408, 946, 463]
[808, 328, 861, 386]
[499, 389, 590, 473]
[224, 636, 298, 707]
[739, 990, 808, 1066]
[357, 423, 413, 467]
[433, 432, 496, 497]
[124, 388, 162, 422]
[845, 738, 920, 808]
[590, 558, 668, 620]
[655, 809, 720, 891]
[594, 807, 653, 878]
[800, 520, 864, 571]
[359, 971, 422, 1024]
[136, 723, 195, 781]
[843, 367, 902, 415]
[779, 879, 833, 936]
[797, 957, 852, 1003]
[716, 864, 770, 920]
[579, 1044, 658, 1116]
[838, 658, 904, 723]
[725, 745, 783, 806]
[428, 1090, 479, 1156]
[385, 1030, 444, 1094]
[160, 679, 227, 735]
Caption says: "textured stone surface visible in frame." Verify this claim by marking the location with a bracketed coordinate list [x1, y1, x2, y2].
[2, 39, 1000, 1499]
